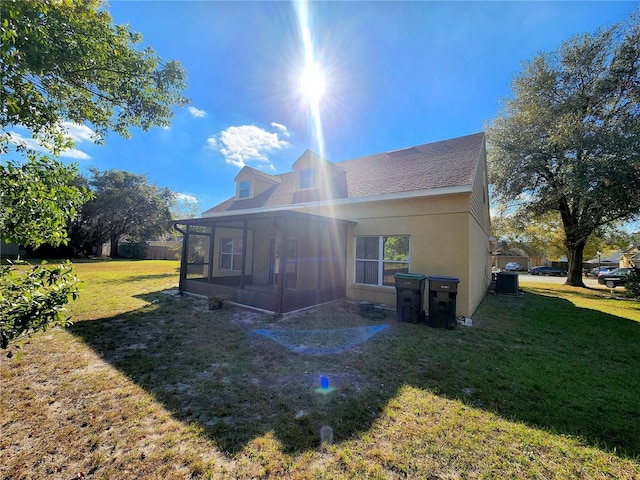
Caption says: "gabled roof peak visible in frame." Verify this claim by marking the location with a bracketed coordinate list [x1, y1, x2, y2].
[234, 165, 281, 184]
[292, 150, 331, 169]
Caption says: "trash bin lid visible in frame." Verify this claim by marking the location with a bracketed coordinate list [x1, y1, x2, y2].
[394, 272, 427, 280]
[427, 275, 460, 283]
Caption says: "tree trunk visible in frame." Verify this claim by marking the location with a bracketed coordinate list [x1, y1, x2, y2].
[565, 241, 586, 287]
[109, 234, 120, 258]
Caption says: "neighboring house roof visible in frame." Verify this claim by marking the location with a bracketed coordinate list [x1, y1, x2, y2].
[620, 244, 640, 262]
[203, 132, 485, 216]
[586, 251, 623, 263]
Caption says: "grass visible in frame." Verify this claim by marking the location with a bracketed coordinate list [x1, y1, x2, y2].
[1, 260, 639, 479]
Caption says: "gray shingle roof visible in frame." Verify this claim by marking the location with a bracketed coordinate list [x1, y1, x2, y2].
[203, 132, 485, 215]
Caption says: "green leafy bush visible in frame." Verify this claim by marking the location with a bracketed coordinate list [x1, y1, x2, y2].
[0, 261, 81, 357]
[626, 269, 640, 297]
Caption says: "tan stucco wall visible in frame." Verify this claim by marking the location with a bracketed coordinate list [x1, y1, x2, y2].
[210, 227, 254, 277]
[299, 194, 483, 317]
[468, 216, 492, 315]
[219, 219, 347, 291]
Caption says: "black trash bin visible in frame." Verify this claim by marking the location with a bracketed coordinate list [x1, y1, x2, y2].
[427, 276, 460, 329]
[394, 273, 427, 323]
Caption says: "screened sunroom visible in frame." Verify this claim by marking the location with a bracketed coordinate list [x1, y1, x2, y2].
[173, 210, 354, 314]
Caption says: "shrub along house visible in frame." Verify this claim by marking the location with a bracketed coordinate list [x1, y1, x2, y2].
[173, 132, 492, 317]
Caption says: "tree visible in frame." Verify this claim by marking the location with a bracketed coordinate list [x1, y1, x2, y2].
[492, 209, 638, 262]
[487, 9, 640, 286]
[0, 0, 188, 354]
[0, 156, 89, 249]
[492, 209, 567, 260]
[1, 0, 188, 154]
[0, 155, 89, 357]
[80, 169, 174, 258]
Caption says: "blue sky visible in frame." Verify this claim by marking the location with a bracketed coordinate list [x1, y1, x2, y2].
[12, 1, 640, 215]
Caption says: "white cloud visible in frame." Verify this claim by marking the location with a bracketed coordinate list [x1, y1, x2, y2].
[175, 192, 199, 204]
[60, 122, 93, 159]
[8, 131, 41, 151]
[207, 124, 289, 169]
[271, 122, 290, 137]
[8, 125, 92, 160]
[188, 106, 207, 118]
[61, 122, 94, 143]
[60, 148, 91, 160]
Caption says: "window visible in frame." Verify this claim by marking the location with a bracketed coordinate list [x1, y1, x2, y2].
[238, 181, 251, 198]
[299, 168, 316, 189]
[355, 236, 410, 286]
[220, 237, 243, 271]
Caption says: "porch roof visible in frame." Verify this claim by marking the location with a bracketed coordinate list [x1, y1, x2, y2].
[172, 209, 356, 229]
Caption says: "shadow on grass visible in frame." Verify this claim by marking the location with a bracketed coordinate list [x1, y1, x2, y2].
[68, 289, 640, 459]
[87, 272, 182, 283]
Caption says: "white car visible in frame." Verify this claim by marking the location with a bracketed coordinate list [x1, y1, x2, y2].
[504, 262, 523, 271]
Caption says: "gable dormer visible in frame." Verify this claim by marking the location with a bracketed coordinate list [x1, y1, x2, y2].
[292, 150, 325, 190]
[291, 150, 347, 201]
[234, 166, 281, 200]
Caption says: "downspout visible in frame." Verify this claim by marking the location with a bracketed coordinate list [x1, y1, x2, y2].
[174, 224, 188, 293]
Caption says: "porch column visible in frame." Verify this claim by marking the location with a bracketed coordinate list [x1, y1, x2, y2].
[207, 223, 216, 282]
[316, 225, 322, 290]
[275, 215, 289, 315]
[240, 220, 248, 289]
[342, 222, 349, 289]
[178, 226, 189, 293]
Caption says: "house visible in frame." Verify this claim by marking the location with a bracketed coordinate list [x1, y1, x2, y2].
[173, 132, 492, 317]
[619, 244, 639, 268]
[586, 251, 624, 267]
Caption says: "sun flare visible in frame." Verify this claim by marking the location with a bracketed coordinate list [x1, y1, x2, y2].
[300, 62, 325, 105]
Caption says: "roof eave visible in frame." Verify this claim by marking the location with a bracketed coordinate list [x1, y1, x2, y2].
[199, 184, 473, 220]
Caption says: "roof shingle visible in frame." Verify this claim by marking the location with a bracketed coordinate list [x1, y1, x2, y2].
[203, 132, 484, 215]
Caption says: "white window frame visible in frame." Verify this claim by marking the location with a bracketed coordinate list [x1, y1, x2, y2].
[355, 235, 411, 286]
[220, 237, 243, 271]
[299, 168, 316, 190]
[238, 181, 251, 199]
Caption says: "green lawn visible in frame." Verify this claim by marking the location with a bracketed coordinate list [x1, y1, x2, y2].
[1, 260, 639, 479]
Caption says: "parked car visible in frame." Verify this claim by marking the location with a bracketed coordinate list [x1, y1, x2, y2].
[588, 266, 616, 277]
[597, 268, 632, 288]
[529, 266, 567, 276]
[504, 262, 523, 271]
